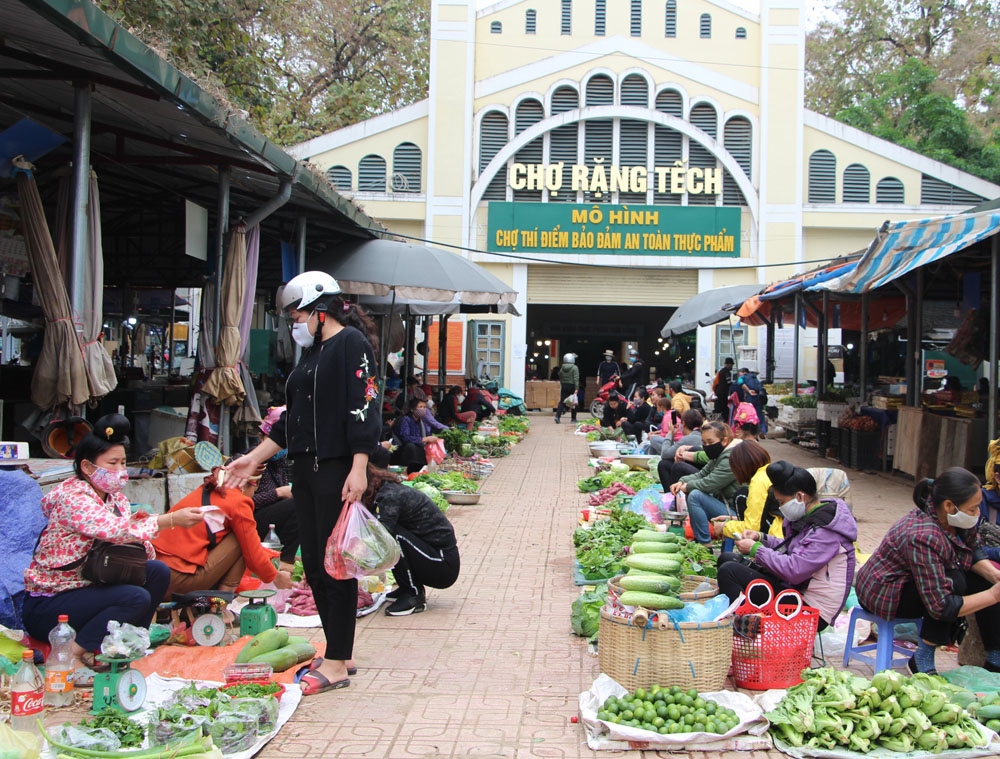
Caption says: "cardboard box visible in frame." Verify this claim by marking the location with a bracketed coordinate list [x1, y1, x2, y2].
[524, 381, 561, 410]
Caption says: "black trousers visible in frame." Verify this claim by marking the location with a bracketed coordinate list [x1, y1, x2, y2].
[390, 442, 426, 473]
[892, 569, 1000, 649]
[555, 382, 578, 420]
[254, 497, 300, 564]
[292, 457, 357, 661]
[657, 459, 698, 489]
[393, 526, 460, 596]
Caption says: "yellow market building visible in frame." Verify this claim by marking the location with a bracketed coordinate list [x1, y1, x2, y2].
[291, 0, 1000, 399]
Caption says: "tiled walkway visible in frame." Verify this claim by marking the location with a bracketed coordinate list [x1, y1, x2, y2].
[263, 414, 921, 758]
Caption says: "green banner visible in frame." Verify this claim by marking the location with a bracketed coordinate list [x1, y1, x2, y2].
[487, 202, 741, 257]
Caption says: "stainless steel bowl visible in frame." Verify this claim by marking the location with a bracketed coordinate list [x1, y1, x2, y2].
[441, 490, 481, 505]
[620, 454, 656, 470]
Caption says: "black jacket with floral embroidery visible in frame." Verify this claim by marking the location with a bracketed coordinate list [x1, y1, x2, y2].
[268, 326, 381, 461]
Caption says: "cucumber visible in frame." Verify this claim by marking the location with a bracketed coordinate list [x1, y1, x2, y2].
[249, 645, 299, 672]
[619, 574, 682, 593]
[620, 591, 684, 610]
[235, 627, 289, 664]
[633, 529, 678, 543]
[626, 568, 662, 576]
[623, 554, 682, 575]
[630, 541, 682, 554]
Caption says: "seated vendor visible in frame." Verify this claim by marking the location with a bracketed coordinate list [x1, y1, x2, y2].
[252, 406, 299, 565]
[437, 385, 477, 430]
[717, 462, 857, 629]
[391, 398, 449, 474]
[600, 392, 627, 430]
[979, 438, 1000, 562]
[21, 414, 205, 663]
[153, 467, 293, 596]
[857, 467, 1000, 674]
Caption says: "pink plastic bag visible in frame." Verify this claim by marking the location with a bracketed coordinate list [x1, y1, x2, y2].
[425, 438, 446, 465]
[324, 501, 401, 580]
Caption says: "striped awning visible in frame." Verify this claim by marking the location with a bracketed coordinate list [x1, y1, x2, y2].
[821, 210, 1000, 294]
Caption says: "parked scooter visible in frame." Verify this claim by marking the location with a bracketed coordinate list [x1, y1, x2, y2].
[589, 376, 620, 418]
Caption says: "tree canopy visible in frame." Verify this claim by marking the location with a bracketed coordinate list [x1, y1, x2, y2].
[807, 0, 1000, 182]
[97, 0, 429, 145]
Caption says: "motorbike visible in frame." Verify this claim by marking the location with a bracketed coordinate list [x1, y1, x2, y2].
[589, 376, 620, 418]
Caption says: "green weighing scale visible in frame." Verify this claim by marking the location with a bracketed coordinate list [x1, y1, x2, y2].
[91, 655, 146, 714]
[239, 589, 278, 636]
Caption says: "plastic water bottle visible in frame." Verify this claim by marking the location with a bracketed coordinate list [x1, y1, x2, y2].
[45, 614, 75, 707]
[261, 524, 282, 568]
[11, 649, 45, 732]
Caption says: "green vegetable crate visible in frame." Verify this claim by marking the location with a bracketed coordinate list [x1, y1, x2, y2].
[598, 608, 733, 692]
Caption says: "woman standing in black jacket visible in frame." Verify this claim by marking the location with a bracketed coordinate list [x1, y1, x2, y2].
[366, 446, 460, 616]
[226, 271, 381, 696]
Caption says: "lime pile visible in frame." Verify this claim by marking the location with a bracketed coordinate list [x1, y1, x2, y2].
[596, 685, 741, 734]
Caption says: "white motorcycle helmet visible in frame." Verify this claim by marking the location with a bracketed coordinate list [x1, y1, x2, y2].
[279, 271, 341, 312]
[563, 353, 576, 364]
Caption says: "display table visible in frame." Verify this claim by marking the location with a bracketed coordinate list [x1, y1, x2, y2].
[524, 381, 561, 411]
[894, 407, 988, 480]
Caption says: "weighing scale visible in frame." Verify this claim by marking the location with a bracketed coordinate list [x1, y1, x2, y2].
[191, 610, 228, 646]
[239, 589, 278, 636]
[91, 655, 146, 714]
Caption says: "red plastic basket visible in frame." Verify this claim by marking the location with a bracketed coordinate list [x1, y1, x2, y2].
[730, 578, 820, 690]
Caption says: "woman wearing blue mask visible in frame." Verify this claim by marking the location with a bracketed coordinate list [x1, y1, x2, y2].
[856, 467, 1000, 674]
[717, 461, 857, 629]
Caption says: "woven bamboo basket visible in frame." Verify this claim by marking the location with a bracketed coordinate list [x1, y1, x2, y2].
[598, 608, 733, 692]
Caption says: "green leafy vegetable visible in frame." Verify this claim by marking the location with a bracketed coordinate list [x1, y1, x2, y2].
[79, 708, 146, 748]
[571, 584, 607, 641]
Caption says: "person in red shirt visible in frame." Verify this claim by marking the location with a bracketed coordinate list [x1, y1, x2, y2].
[153, 468, 293, 596]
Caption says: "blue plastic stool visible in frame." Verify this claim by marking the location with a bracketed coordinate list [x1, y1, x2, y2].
[841, 606, 922, 673]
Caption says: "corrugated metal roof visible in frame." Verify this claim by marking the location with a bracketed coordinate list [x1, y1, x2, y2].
[0, 0, 384, 290]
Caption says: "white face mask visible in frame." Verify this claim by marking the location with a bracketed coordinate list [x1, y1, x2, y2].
[291, 318, 315, 348]
[457, 394, 466, 403]
[779, 497, 807, 522]
[947, 507, 979, 530]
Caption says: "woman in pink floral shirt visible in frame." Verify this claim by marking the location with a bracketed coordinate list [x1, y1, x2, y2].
[21, 415, 204, 657]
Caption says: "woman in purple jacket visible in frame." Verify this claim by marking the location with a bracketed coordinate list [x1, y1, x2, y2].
[717, 461, 857, 628]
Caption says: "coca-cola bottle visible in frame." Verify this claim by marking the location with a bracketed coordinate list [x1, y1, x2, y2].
[45, 614, 76, 707]
[11, 649, 45, 732]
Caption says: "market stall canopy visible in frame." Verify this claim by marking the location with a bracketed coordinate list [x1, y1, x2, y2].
[316, 239, 518, 306]
[358, 293, 520, 316]
[0, 0, 383, 295]
[736, 258, 862, 327]
[660, 284, 762, 337]
[820, 210, 1000, 294]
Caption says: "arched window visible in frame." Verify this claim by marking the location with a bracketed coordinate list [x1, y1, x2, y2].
[664, 0, 676, 37]
[876, 177, 905, 203]
[808, 150, 836, 203]
[700, 13, 711, 38]
[490, 21, 502, 33]
[326, 165, 352, 191]
[631, 0, 642, 36]
[391, 143, 421, 193]
[585, 74, 614, 105]
[620, 74, 649, 106]
[479, 111, 509, 200]
[688, 102, 718, 206]
[358, 155, 386, 192]
[654, 89, 683, 205]
[595, 0, 606, 35]
[549, 87, 579, 202]
[735, 27, 747, 39]
[561, 0, 572, 33]
[843, 163, 870, 203]
[514, 99, 545, 201]
[525, 9, 536, 34]
[723, 117, 752, 206]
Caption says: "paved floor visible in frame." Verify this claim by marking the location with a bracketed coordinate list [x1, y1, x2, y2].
[261, 414, 927, 758]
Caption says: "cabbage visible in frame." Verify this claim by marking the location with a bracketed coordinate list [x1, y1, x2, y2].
[609, 461, 630, 474]
[571, 584, 607, 642]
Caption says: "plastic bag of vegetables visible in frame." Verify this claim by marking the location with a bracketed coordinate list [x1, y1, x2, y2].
[206, 712, 259, 755]
[571, 584, 608, 641]
[230, 697, 279, 735]
[325, 500, 402, 580]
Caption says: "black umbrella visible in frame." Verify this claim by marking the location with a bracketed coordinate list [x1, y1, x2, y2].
[660, 284, 762, 337]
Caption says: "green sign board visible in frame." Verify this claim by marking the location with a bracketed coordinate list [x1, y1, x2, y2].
[487, 202, 741, 257]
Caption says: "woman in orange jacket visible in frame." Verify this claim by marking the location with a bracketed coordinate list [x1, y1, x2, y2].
[153, 467, 293, 596]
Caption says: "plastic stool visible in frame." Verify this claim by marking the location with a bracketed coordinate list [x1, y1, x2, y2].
[842, 606, 922, 673]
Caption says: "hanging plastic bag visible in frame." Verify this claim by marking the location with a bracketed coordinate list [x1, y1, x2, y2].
[424, 438, 446, 465]
[564, 392, 579, 408]
[325, 501, 401, 580]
